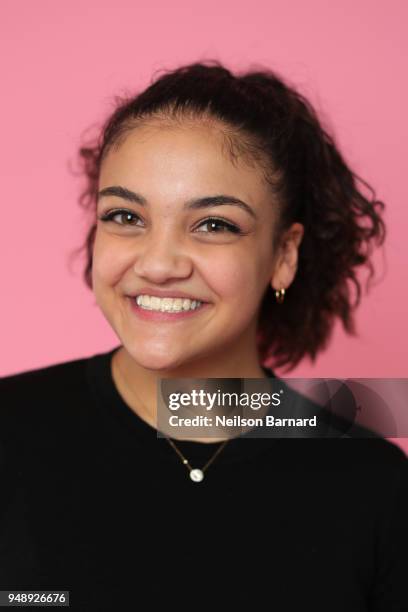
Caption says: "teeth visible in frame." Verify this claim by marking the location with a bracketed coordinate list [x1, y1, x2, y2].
[135, 295, 202, 313]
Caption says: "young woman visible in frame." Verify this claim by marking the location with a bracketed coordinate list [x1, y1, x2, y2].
[0, 61, 406, 611]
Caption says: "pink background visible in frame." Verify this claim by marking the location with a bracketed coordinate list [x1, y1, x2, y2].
[1, 1, 407, 454]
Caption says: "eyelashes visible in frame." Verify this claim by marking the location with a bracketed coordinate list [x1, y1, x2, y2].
[98, 208, 245, 235]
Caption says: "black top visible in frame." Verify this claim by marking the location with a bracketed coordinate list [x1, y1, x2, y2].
[0, 345, 407, 611]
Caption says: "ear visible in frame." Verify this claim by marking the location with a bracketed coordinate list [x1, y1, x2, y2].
[270, 223, 304, 291]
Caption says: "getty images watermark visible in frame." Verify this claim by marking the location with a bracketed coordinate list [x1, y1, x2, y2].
[156, 377, 408, 439]
[165, 386, 310, 427]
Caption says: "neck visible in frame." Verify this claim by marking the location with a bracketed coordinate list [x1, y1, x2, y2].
[111, 340, 269, 443]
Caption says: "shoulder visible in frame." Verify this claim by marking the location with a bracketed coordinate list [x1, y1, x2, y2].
[0, 354, 89, 405]
[339, 436, 408, 478]
[1, 354, 87, 387]
[307, 436, 408, 511]
[0, 354, 92, 446]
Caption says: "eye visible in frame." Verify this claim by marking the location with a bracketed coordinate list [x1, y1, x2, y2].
[195, 217, 242, 235]
[98, 209, 244, 235]
[98, 209, 141, 226]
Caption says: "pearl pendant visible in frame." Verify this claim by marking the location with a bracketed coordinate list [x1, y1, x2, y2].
[189, 468, 204, 482]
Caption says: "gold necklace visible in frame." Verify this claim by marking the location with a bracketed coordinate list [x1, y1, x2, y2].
[165, 437, 230, 482]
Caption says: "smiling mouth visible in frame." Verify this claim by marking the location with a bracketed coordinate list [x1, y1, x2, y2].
[131, 294, 206, 311]
[127, 296, 211, 319]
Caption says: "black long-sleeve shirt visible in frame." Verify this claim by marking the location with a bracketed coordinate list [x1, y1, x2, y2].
[0, 345, 407, 611]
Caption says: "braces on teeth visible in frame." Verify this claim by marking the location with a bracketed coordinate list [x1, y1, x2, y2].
[135, 295, 202, 312]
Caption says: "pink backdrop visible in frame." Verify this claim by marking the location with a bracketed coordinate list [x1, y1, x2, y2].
[1, 0, 407, 453]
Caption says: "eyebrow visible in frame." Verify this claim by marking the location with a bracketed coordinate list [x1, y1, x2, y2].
[97, 185, 257, 219]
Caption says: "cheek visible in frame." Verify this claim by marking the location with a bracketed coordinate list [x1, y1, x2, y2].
[92, 233, 127, 286]
[204, 254, 263, 304]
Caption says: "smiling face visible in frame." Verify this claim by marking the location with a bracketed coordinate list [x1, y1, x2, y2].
[92, 118, 303, 375]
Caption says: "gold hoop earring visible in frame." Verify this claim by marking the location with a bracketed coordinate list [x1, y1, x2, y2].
[275, 287, 285, 304]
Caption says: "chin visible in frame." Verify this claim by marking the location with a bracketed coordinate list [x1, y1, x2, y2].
[125, 347, 187, 373]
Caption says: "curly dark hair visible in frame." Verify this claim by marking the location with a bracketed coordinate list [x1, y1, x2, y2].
[70, 60, 386, 373]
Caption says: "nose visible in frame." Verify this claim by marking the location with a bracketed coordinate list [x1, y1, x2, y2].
[132, 228, 193, 283]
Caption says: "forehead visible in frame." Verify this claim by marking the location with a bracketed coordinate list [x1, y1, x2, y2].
[99, 122, 270, 204]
